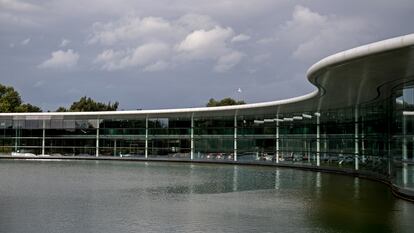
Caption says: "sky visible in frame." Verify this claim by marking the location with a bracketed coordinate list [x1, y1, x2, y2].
[1, 0, 413, 111]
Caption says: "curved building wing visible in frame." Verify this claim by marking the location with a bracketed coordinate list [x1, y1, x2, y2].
[1, 34, 414, 200]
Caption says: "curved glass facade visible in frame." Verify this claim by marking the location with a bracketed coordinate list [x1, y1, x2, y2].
[1, 34, 414, 200]
[0, 97, 412, 197]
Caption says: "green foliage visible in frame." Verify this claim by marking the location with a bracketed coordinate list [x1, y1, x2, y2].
[55, 106, 68, 112]
[0, 83, 42, 112]
[15, 103, 42, 113]
[57, 96, 119, 112]
[0, 84, 118, 113]
[206, 97, 246, 107]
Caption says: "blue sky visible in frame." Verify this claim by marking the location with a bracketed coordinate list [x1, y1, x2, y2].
[1, 0, 413, 111]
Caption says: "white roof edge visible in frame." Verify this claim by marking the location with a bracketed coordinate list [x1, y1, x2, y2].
[0, 90, 319, 117]
[307, 33, 414, 79]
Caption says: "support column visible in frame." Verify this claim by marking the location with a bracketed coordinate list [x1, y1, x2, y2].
[304, 140, 308, 162]
[114, 140, 117, 156]
[403, 114, 407, 161]
[402, 114, 408, 185]
[276, 117, 280, 163]
[316, 113, 320, 167]
[234, 113, 237, 161]
[361, 119, 366, 164]
[190, 113, 194, 160]
[324, 135, 327, 159]
[145, 116, 148, 159]
[95, 119, 100, 157]
[355, 108, 359, 171]
[14, 128, 18, 152]
[42, 119, 45, 156]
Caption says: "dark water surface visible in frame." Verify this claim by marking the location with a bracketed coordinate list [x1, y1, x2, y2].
[0, 160, 413, 233]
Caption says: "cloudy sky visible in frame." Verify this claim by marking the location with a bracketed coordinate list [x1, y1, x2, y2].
[1, 0, 413, 111]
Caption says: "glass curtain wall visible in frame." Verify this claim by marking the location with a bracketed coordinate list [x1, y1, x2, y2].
[0, 119, 43, 155]
[148, 117, 191, 158]
[45, 119, 98, 156]
[194, 116, 234, 160]
[99, 119, 146, 156]
[393, 84, 414, 192]
[237, 115, 276, 161]
[1, 92, 413, 194]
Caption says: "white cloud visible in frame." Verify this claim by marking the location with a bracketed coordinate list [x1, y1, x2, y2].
[94, 42, 170, 71]
[0, 0, 43, 27]
[176, 13, 217, 31]
[176, 26, 234, 58]
[278, 5, 328, 45]
[94, 49, 122, 63]
[94, 49, 126, 71]
[278, 5, 373, 62]
[143, 60, 169, 72]
[0, 11, 38, 27]
[0, 0, 40, 12]
[127, 42, 170, 66]
[214, 51, 244, 72]
[60, 38, 70, 47]
[21, 37, 30, 45]
[88, 13, 227, 47]
[88, 15, 173, 45]
[23, 0, 285, 23]
[174, 0, 287, 20]
[176, 26, 244, 72]
[89, 14, 245, 72]
[38, 49, 79, 69]
[256, 37, 275, 45]
[289, 5, 326, 28]
[231, 34, 250, 43]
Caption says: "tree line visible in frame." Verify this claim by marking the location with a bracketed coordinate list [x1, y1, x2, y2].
[0, 83, 118, 112]
[0, 83, 245, 112]
[0, 84, 42, 112]
[206, 97, 246, 107]
[56, 96, 118, 112]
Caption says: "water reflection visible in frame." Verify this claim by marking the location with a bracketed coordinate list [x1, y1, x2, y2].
[315, 171, 322, 198]
[309, 174, 398, 233]
[232, 166, 238, 192]
[0, 160, 413, 233]
[354, 177, 360, 199]
[403, 163, 408, 185]
[275, 169, 280, 190]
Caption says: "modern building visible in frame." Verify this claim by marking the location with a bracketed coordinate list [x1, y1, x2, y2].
[1, 34, 414, 199]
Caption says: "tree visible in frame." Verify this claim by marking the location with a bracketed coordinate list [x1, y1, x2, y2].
[56, 106, 67, 112]
[15, 103, 42, 113]
[57, 96, 119, 112]
[206, 97, 246, 107]
[0, 83, 42, 112]
[0, 84, 22, 112]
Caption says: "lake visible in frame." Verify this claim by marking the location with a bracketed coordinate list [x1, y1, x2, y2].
[0, 160, 413, 233]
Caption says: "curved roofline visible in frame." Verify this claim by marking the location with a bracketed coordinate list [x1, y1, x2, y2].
[307, 33, 414, 79]
[0, 90, 319, 117]
[1, 33, 414, 117]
